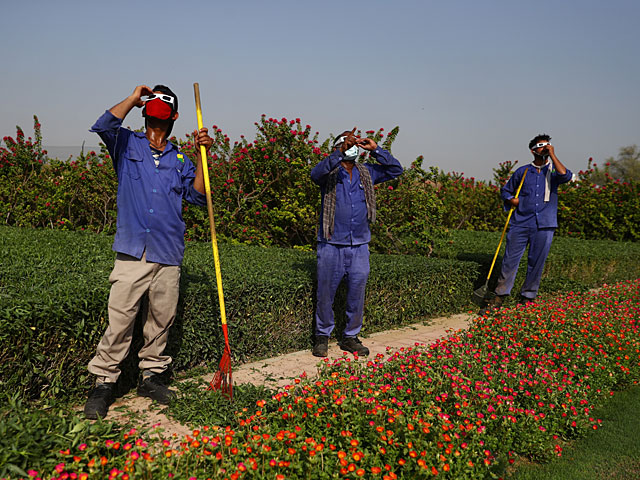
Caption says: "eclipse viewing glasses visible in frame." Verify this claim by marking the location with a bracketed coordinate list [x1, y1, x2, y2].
[141, 94, 175, 106]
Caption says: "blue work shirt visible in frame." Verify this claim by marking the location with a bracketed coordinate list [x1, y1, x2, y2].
[311, 147, 403, 245]
[501, 163, 572, 229]
[90, 110, 206, 265]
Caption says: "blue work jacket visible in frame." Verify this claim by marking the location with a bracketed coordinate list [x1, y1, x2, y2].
[90, 111, 206, 265]
[501, 163, 573, 229]
[311, 147, 403, 245]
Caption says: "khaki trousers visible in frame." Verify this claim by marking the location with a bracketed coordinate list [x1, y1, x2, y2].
[88, 252, 180, 383]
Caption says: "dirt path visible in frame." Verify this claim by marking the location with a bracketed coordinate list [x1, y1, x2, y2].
[104, 312, 474, 438]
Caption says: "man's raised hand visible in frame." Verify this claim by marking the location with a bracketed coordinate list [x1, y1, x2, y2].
[130, 85, 154, 108]
[357, 138, 378, 151]
[340, 127, 359, 152]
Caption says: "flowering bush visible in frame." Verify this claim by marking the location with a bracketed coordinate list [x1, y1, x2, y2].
[556, 158, 640, 241]
[1, 116, 443, 255]
[435, 159, 640, 242]
[0, 117, 117, 233]
[10, 280, 640, 480]
[4, 117, 636, 250]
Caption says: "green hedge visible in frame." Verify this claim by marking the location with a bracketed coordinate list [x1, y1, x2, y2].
[1, 226, 639, 405]
[0, 226, 478, 403]
[438, 229, 640, 295]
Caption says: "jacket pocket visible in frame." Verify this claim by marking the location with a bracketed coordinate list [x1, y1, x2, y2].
[170, 166, 184, 195]
[124, 148, 143, 180]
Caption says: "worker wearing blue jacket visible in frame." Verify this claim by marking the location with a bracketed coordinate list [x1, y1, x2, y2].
[310, 128, 403, 357]
[481, 134, 573, 314]
[84, 85, 213, 419]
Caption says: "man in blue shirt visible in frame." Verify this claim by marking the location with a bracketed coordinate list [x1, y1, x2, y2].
[310, 128, 403, 357]
[480, 134, 572, 315]
[84, 85, 213, 419]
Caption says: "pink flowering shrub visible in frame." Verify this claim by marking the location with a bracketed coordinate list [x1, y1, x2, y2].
[0, 117, 117, 232]
[2, 117, 638, 245]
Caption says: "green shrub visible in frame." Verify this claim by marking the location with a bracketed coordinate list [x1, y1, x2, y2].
[0, 394, 121, 478]
[0, 226, 477, 404]
[436, 229, 640, 296]
[1, 225, 638, 406]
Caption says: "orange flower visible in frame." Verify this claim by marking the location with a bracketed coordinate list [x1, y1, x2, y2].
[371, 466, 382, 474]
[356, 468, 365, 476]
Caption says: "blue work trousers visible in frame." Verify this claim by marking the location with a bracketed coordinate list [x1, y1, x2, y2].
[315, 243, 370, 338]
[495, 225, 555, 299]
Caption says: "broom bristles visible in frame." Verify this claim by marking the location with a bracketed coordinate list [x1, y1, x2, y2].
[208, 348, 233, 399]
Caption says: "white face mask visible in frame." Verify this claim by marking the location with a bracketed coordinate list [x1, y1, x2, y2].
[343, 144, 359, 160]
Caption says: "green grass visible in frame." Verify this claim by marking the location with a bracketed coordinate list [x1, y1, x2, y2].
[511, 385, 640, 480]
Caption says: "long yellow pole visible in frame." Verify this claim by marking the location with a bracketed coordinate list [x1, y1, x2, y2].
[193, 83, 227, 328]
[485, 168, 528, 281]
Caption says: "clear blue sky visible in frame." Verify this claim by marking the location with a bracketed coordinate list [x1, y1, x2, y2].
[1, 0, 638, 180]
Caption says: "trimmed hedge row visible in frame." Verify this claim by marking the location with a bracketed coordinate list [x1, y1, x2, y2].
[442, 229, 640, 296]
[0, 226, 477, 403]
[1, 226, 639, 404]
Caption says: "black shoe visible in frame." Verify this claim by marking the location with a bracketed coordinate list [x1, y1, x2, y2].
[84, 383, 115, 420]
[312, 336, 329, 357]
[517, 295, 536, 306]
[340, 337, 370, 356]
[137, 374, 176, 405]
[478, 295, 506, 316]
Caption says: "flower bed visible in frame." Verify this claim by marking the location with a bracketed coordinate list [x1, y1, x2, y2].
[13, 280, 640, 480]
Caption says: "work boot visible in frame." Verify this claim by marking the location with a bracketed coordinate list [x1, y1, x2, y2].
[340, 336, 370, 356]
[137, 373, 176, 405]
[312, 336, 329, 358]
[84, 383, 115, 420]
[478, 295, 506, 316]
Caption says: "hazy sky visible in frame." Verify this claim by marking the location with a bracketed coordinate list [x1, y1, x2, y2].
[1, 0, 638, 180]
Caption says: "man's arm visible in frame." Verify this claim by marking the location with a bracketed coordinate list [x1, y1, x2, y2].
[310, 149, 346, 185]
[109, 85, 154, 120]
[545, 144, 573, 184]
[358, 138, 403, 184]
[89, 85, 152, 163]
[501, 168, 525, 208]
[544, 144, 567, 176]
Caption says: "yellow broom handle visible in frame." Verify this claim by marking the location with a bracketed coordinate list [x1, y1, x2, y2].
[485, 168, 528, 281]
[194, 83, 227, 326]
